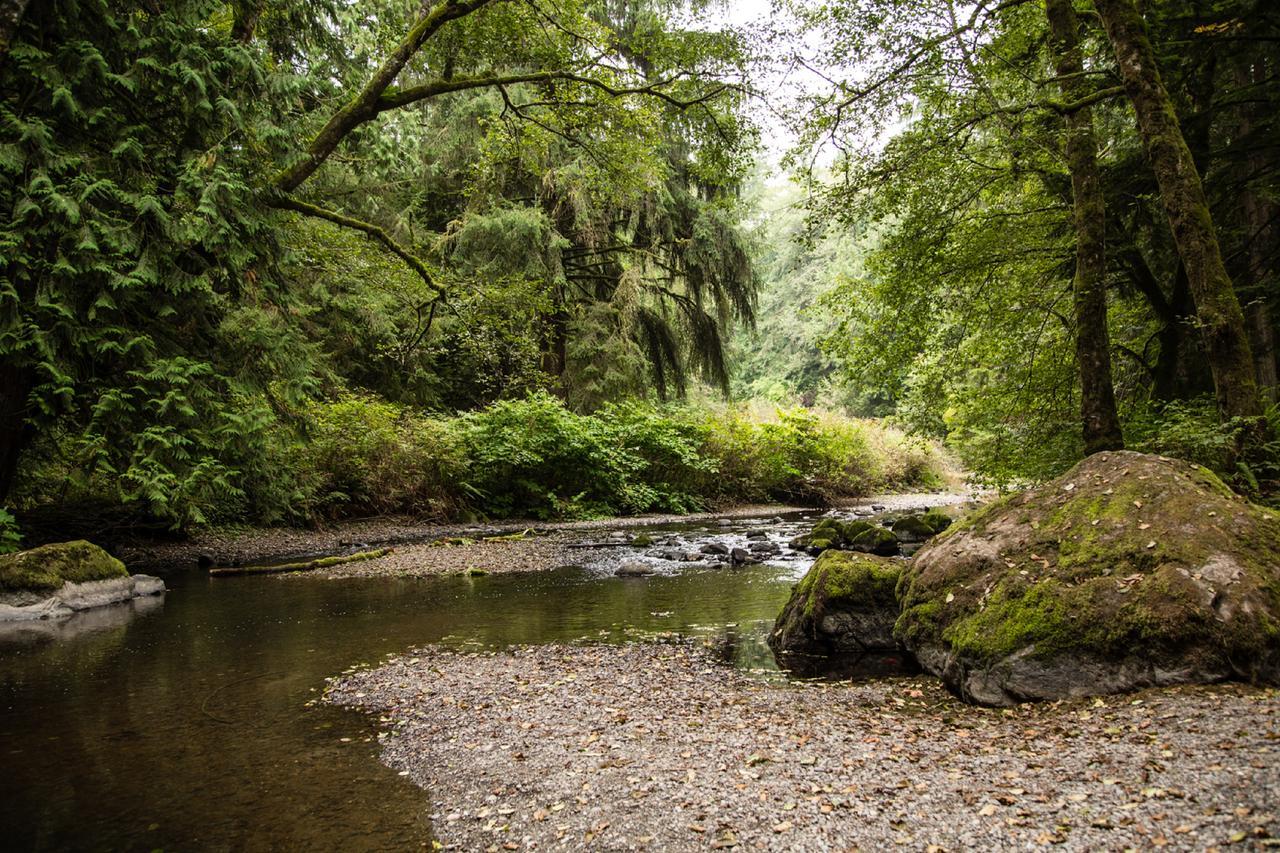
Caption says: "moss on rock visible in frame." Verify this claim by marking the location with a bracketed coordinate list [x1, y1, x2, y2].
[0, 541, 128, 593]
[769, 550, 905, 658]
[891, 515, 936, 543]
[920, 509, 953, 534]
[788, 519, 877, 554]
[849, 526, 900, 556]
[896, 451, 1280, 705]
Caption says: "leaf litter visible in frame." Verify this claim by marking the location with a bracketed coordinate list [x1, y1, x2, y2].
[326, 641, 1280, 851]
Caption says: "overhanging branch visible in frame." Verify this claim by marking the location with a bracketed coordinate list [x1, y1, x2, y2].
[269, 194, 443, 295]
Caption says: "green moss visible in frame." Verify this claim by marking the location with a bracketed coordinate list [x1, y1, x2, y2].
[1193, 465, 1239, 500]
[920, 509, 953, 534]
[939, 578, 1096, 661]
[630, 534, 654, 547]
[796, 550, 902, 618]
[0, 540, 128, 593]
[891, 515, 935, 539]
[850, 526, 898, 555]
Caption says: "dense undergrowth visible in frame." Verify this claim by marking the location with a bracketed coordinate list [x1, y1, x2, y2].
[6, 393, 951, 544]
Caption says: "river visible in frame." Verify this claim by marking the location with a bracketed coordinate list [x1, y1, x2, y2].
[0, 504, 950, 850]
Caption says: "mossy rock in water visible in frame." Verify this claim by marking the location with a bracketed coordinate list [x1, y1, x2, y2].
[891, 515, 936, 544]
[895, 451, 1280, 706]
[0, 540, 128, 593]
[769, 550, 906, 659]
[849, 526, 900, 556]
[921, 509, 953, 534]
[788, 519, 876, 555]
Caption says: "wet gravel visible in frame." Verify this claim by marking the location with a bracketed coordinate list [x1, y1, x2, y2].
[327, 642, 1280, 852]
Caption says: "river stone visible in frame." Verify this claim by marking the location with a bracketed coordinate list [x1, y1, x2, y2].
[700, 542, 730, 555]
[0, 540, 128, 595]
[896, 451, 1280, 707]
[769, 550, 905, 658]
[891, 515, 935, 544]
[788, 519, 877, 555]
[848, 526, 900, 556]
[615, 561, 655, 577]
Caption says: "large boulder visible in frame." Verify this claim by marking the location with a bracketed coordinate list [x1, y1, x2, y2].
[896, 451, 1280, 706]
[770, 550, 905, 657]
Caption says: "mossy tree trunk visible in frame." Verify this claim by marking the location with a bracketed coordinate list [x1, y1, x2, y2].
[1046, 0, 1124, 454]
[273, 0, 495, 194]
[1093, 0, 1263, 425]
[1235, 57, 1279, 404]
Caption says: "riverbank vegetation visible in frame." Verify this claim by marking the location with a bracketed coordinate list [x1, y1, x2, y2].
[11, 393, 949, 530]
[769, 0, 1280, 491]
[3, 0, 1278, 547]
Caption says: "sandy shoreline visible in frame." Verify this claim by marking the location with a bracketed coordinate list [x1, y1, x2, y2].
[121, 493, 968, 578]
[327, 641, 1280, 851]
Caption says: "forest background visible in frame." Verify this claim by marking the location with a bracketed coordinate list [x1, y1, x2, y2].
[1, 0, 1277, 546]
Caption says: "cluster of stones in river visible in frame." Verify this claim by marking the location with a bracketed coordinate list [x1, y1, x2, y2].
[787, 510, 954, 558]
[770, 451, 1280, 706]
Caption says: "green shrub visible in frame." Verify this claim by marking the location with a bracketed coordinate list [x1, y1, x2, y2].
[12, 391, 953, 528]
[0, 509, 21, 555]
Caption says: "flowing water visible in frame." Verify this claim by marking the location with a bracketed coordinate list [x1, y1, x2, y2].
[0, 503, 955, 851]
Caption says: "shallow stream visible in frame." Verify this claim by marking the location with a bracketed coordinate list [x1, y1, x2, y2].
[0, 502, 956, 850]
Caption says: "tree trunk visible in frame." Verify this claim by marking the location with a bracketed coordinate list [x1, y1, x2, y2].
[231, 0, 265, 44]
[0, 361, 32, 504]
[1046, 0, 1124, 454]
[0, 0, 31, 60]
[1235, 58, 1279, 404]
[1094, 0, 1263, 424]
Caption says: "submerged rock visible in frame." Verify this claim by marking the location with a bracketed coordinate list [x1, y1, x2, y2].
[0, 540, 165, 623]
[896, 451, 1280, 706]
[769, 551, 907, 660]
[615, 560, 655, 577]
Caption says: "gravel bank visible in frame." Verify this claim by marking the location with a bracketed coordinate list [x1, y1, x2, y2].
[327, 642, 1280, 851]
[121, 493, 968, 577]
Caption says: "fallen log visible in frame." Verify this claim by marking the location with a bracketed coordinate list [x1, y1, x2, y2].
[208, 547, 393, 577]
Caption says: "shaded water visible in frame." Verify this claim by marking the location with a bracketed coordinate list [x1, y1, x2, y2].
[0, 504, 955, 850]
[0, 545, 808, 848]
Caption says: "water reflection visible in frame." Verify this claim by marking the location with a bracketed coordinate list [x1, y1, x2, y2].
[0, 595, 164, 647]
[0, 563, 798, 850]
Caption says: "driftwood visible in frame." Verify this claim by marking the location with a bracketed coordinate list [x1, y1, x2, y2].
[208, 547, 393, 577]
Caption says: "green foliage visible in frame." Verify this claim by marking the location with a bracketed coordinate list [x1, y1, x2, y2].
[254, 393, 951, 525]
[0, 509, 21, 555]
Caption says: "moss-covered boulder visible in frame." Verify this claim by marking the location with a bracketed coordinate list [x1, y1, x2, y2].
[769, 550, 906, 660]
[921, 509, 953, 534]
[891, 515, 936, 543]
[0, 541, 127, 593]
[787, 519, 877, 555]
[849, 525, 900, 556]
[896, 451, 1280, 706]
